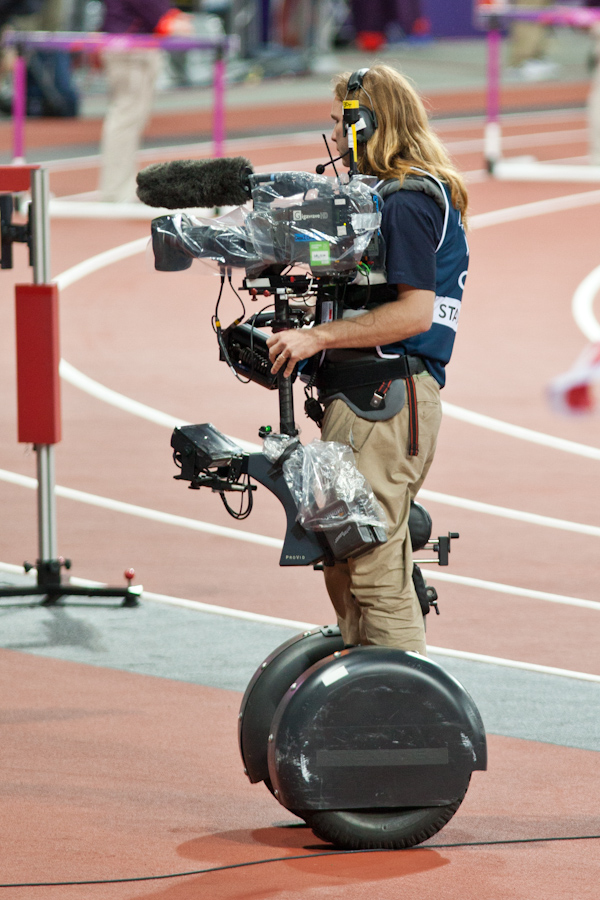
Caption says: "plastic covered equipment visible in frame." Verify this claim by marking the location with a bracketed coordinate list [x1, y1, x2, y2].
[263, 436, 387, 533]
[151, 173, 383, 277]
[246, 172, 383, 275]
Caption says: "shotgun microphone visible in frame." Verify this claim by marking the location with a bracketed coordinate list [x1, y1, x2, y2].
[136, 157, 254, 209]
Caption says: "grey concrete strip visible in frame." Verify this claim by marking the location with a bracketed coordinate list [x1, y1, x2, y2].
[0, 577, 598, 753]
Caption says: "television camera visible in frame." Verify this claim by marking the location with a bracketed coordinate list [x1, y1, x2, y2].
[144, 162, 486, 851]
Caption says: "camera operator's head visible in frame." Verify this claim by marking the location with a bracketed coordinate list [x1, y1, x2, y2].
[331, 65, 468, 222]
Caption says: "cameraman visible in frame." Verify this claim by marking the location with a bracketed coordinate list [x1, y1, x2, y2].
[267, 65, 469, 655]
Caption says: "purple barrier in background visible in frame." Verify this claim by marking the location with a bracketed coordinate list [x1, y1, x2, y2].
[422, 0, 480, 38]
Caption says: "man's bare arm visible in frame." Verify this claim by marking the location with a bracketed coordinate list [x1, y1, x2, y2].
[267, 286, 434, 378]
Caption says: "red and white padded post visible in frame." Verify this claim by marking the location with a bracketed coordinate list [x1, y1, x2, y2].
[15, 283, 62, 445]
[1, 165, 59, 561]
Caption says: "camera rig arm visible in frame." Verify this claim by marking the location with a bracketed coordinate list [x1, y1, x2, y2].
[171, 423, 325, 566]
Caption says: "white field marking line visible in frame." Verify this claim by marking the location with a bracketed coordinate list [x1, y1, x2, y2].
[419, 487, 600, 537]
[2, 456, 600, 549]
[0, 562, 314, 630]
[40, 130, 331, 172]
[37, 107, 590, 172]
[7, 558, 593, 613]
[426, 646, 600, 684]
[440, 401, 600, 460]
[469, 188, 600, 229]
[572, 263, 600, 343]
[60, 352, 600, 462]
[424, 569, 600, 611]
[0, 468, 281, 549]
[54, 238, 148, 290]
[57, 361, 260, 453]
[1, 561, 597, 684]
[61, 355, 600, 469]
[443, 128, 589, 156]
[2, 461, 598, 605]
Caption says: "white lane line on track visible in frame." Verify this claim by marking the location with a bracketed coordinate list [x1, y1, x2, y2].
[60, 358, 600, 461]
[572, 264, 600, 343]
[419, 487, 600, 537]
[0, 468, 282, 548]
[37, 113, 590, 173]
[427, 647, 600, 684]
[469, 188, 600, 229]
[58, 360, 260, 453]
[443, 128, 589, 156]
[42, 370, 600, 534]
[425, 569, 600, 611]
[1, 560, 597, 684]
[2, 463, 600, 546]
[54, 238, 148, 290]
[441, 402, 600, 460]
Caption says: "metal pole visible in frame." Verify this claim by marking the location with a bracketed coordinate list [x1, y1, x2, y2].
[273, 288, 297, 436]
[30, 168, 50, 282]
[12, 50, 26, 163]
[30, 167, 58, 563]
[484, 22, 502, 172]
[213, 42, 226, 158]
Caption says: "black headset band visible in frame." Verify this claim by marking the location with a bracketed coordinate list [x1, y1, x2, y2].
[347, 67, 370, 95]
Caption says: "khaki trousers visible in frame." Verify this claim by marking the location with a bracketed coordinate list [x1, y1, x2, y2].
[321, 372, 442, 655]
[99, 50, 163, 203]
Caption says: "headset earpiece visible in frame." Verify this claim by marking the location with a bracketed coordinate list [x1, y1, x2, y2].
[354, 106, 378, 144]
[345, 68, 378, 144]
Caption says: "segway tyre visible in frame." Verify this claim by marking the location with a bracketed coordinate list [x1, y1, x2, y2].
[239, 625, 345, 785]
[303, 794, 465, 851]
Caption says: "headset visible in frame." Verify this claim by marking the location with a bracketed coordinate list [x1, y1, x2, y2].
[344, 67, 378, 145]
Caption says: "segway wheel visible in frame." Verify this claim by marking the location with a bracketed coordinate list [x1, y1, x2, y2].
[303, 794, 465, 851]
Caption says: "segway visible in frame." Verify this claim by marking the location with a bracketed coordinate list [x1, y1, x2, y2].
[166, 271, 487, 850]
[147, 166, 487, 849]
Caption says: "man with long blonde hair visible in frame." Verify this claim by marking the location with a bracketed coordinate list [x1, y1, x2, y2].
[267, 64, 469, 654]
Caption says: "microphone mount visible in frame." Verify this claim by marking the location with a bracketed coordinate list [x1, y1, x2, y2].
[316, 134, 343, 177]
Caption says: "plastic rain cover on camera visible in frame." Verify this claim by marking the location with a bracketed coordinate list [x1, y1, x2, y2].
[245, 173, 382, 275]
[265, 438, 388, 532]
[151, 207, 264, 275]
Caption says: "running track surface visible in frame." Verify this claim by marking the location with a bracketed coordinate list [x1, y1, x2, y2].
[0, 110, 599, 898]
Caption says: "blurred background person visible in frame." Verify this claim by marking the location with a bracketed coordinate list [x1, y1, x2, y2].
[350, 0, 428, 52]
[278, 0, 338, 71]
[0, 0, 79, 117]
[586, 0, 600, 163]
[99, 0, 193, 203]
[505, 0, 559, 81]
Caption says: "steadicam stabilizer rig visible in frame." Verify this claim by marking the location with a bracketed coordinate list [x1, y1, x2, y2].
[140, 156, 486, 850]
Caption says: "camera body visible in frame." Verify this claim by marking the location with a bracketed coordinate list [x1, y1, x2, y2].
[249, 195, 356, 273]
[151, 172, 382, 278]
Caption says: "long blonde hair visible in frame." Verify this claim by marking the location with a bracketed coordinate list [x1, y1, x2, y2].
[333, 65, 469, 225]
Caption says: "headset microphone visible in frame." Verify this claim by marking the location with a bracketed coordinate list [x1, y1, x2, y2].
[316, 154, 345, 175]
[316, 134, 344, 176]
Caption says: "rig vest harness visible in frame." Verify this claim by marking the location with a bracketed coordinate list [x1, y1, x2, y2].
[314, 172, 448, 455]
